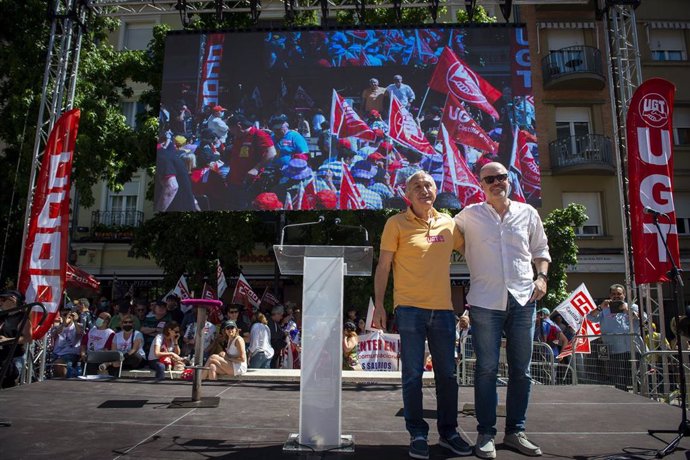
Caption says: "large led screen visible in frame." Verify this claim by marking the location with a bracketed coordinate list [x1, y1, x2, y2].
[156, 25, 540, 212]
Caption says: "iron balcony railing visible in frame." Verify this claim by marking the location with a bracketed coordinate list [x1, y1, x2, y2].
[549, 134, 615, 172]
[90, 210, 144, 240]
[542, 45, 604, 86]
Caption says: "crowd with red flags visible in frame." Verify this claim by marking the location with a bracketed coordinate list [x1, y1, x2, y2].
[157, 27, 540, 212]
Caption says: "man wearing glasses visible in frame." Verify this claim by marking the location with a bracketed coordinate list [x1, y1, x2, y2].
[454, 162, 550, 459]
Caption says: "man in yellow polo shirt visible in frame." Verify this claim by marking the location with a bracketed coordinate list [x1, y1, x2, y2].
[372, 171, 471, 459]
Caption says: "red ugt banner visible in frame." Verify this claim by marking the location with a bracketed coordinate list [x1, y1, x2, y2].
[626, 78, 678, 284]
[19, 109, 80, 339]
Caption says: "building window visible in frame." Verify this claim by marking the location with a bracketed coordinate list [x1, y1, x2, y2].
[649, 29, 687, 61]
[674, 107, 690, 145]
[676, 192, 690, 236]
[120, 101, 146, 128]
[556, 107, 592, 154]
[101, 179, 142, 227]
[122, 22, 154, 51]
[562, 192, 603, 236]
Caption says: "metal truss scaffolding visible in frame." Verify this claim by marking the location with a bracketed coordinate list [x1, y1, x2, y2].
[89, 0, 587, 17]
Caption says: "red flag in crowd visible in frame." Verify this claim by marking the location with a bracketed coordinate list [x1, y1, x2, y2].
[202, 283, 217, 300]
[441, 93, 499, 154]
[330, 89, 376, 142]
[339, 162, 366, 209]
[65, 263, 100, 291]
[294, 178, 318, 210]
[439, 123, 485, 206]
[231, 273, 261, 310]
[19, 109, 80, 339]
[201, 282, 223, 324]
[259, 287, 280, 311]
[216, 259, 228, 298]
[284, 191, 293, 210]
[428, 47, 501, 120]
[388, 95, 435, 155]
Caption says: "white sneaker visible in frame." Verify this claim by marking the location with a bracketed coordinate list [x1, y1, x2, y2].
[475, 433, 496, 459]
[503, 432, 542, 456]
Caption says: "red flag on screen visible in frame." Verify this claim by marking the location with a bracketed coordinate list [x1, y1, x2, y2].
[429, 47, 501, 119]
[439, 123, 485, 206]
[330, 89, 376, 142]
[441, 93, 499, 154]
[339, 162, 366, 209]
[388, 95, 435, 155]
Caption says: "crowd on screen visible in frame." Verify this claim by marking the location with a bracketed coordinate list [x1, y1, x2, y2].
[156, 72, 522, 212]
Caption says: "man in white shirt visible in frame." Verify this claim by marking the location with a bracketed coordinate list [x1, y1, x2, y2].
[454, 162, 550, 459]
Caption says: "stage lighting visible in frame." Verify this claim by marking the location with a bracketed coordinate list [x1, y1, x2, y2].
[284, 0, 296, 22]
[429, 0, 440, 24]
[354, 0, 366, 22]
[175, 0, 190, 28]
[250, 0, 261, 23]
[465, 0, 476, 23]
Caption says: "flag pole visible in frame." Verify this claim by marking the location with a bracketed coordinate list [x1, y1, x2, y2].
[416, 86, 431, 124]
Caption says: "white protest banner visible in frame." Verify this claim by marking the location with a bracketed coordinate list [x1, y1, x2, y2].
[554, 283, 598, 331]
[357, 330, 400, 371]
[364, 297, 375, 332]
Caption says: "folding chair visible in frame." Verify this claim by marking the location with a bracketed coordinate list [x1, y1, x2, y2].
[82, 351, 124, 378]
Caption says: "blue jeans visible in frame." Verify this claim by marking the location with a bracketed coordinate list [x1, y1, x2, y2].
[249, 351, 271, 369]
[149, 360, 166, 380]
[470, 294, 536, 436]
[396, 306, 458, 439]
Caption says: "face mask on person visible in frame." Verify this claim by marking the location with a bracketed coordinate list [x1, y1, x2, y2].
[100, 301, 108, 308]
[122, 325, 133, 332]
[96, 318, 105, 328]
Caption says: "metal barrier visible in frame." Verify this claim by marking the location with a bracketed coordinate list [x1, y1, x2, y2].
[639, 350, 690, 406]
[457, 337, 556, 386]
[567, 334, 643, 391]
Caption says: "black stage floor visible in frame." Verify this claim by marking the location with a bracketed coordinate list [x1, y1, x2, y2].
[0, 378, 688, 459]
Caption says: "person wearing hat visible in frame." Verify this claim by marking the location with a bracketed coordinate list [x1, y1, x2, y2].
[202, 320, 247, 380]
[361, 78, 386, 115]
[393, 146, 423, 190]
[372, 171, 471, 458]
[534, 307, 568, 358]
[0, 290, 31, 388]
[275, 157, 314, 207]
[368, 109, 388, 133]
[207, 105, 229, 143]
[253, 192, 284, 210]
[316, 138, 360, 190]
[267, 305, 288, 369]
[155, 131, 200, 212]
[351, 160, 383, 209]
[270, 115, 309, 168]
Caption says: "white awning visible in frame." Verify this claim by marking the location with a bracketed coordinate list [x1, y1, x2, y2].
[647, 21, 690, 29]
[538, 21, 596, 29]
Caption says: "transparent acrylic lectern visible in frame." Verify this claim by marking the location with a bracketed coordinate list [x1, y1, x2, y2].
[274, 245, 373, 453]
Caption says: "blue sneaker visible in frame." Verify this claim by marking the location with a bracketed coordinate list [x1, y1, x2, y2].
[439, 433, 473, 456]
[409, 436, 429, 459]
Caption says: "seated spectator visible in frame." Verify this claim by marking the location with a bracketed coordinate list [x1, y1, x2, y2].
[50, 307, 83, 378]
[110, 302, 141, 332]
[74, 297, 94, 333]
[147, 322, 184, 381]
[342, 322, 361, 370]
[202, 320, 247, 380]
[80, 311, 115, 375]
[0, 290, 31, 388]
[225, 304, 251, 341]
[140, 300, 171, 355]
[109, 313, 145, 374]
[534, 308, 568, 358]
[249, 312, 274, 369]
[182, 317, 216, 361]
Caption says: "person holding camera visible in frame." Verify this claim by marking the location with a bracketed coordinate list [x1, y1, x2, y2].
[51, 308, 83, 377]
[588, 283, 644, 390]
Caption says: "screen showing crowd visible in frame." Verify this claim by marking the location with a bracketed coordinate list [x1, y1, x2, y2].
[156, 25, 540, 212]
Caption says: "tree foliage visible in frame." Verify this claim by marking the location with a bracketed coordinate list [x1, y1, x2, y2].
[541, 204, 588, 310]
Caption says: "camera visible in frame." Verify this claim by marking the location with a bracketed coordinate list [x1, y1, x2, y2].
[609, 300, 624, 314]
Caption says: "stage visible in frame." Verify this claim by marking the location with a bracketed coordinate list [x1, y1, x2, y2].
[0, 377, 688, 459]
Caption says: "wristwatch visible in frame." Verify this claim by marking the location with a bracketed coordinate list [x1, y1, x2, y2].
[536, 272, 548, 281]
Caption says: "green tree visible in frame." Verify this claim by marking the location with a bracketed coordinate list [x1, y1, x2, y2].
[541, 203, 588, 310]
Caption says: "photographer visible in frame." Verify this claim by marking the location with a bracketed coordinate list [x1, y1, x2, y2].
[0, 290, 32, 387]
[51, 308, 83, 377]
[588, 284, 644, 390]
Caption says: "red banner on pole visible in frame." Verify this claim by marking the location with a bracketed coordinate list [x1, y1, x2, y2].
[626, 78, 678, 284]
[65, 263, 100, 291]
[198, 33, 225, 109]
[19, 109, 81, 340]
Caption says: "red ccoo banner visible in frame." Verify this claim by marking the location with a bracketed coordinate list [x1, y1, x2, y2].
[19, 109, 81, 339]
[197, 33, 225, 109]
[626, 78, 678, 284]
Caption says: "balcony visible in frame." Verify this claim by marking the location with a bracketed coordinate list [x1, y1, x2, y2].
[549, 134, 616, 175]
[90, 210, 144, 241]
[542, 46, 606, 90]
